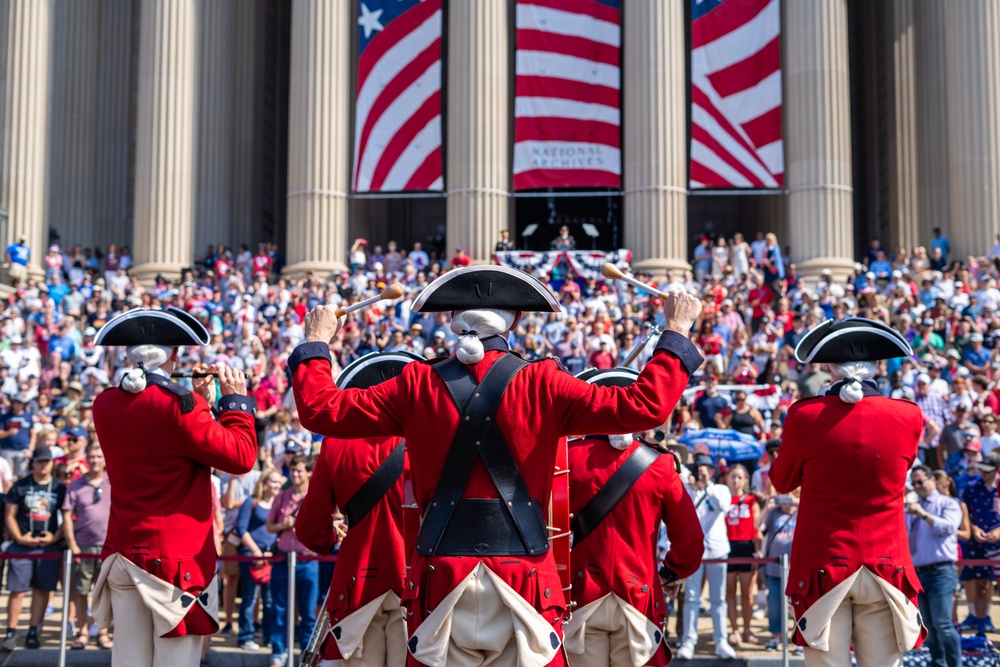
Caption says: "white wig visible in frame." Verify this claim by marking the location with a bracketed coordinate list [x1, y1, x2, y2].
[828, 361, 877, 404]
[120, 344, 173, 394]
[450, 308, 517, 364]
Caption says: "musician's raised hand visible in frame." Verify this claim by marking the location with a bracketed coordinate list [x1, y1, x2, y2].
[191, 363, 217, 403]
[219, 366, 248, 397]
[661, 289, 703, 335]
[304, 304, 343, 344]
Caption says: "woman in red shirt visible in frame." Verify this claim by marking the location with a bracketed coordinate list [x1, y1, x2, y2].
[697, 319, 725, 375]
[725, 464, 760, 646]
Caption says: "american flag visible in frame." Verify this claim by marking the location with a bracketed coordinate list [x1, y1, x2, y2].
[690, 0, 784, 189]
[512, 0, 621, 190]
[353, 0, 442, 192]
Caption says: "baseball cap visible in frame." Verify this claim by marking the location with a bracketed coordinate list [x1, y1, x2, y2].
[83, 326, 97, 337]
[947, 349, 961, 359]
[977, 451, 1000, 472]
[31, 446, 53, 462]
[964, 440, 982, 452]
[68, 426, 88, 440]
[284, 443, 303, 455]
[916, 373, 931, 385]
[921, 318, 934, 326]
[692, 443, 710, 455]
[693, 454, 717, 469]
[972, 333, 984, 342]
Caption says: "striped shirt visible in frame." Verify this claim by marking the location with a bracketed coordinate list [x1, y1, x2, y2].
[915, 393, 950, 447]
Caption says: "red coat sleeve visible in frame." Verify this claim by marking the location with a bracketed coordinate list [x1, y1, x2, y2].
[552, 332, 703, 436]
[769, 404, 804, 494]
[660, 461, 705, 579]
[173, 393, 258, 475]
[289, 343, 405, 439]
[296, 441, 339, 555]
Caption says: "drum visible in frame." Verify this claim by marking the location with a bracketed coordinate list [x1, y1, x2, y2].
[549, 437, 572, 607]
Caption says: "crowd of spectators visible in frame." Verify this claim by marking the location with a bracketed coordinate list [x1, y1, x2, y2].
[0, 226, 997, 659]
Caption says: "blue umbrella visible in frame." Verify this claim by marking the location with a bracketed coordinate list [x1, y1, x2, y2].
[678, 428, 764, 462]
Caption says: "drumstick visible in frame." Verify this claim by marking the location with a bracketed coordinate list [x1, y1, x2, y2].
[334, 283, 404, 318]
[601, 263, 671, 300]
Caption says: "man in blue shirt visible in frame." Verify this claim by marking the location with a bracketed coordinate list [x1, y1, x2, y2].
[931, 227, 951, 265]
[869, 250, 893, 279]
[0, 394, 35, 477]
[4, 236, 29, 285]
[48, 322, 76, 363]
[694, 375, 732, 428]
[907, 464, 963, 667]
[963, 332, 991, 374]
[959, 452, 1000, 636]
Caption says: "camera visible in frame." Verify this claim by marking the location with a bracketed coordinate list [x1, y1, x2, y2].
[774, 494, 792, 506]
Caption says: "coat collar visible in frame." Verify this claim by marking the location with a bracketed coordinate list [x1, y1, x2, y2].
[826, 379, 882, 398]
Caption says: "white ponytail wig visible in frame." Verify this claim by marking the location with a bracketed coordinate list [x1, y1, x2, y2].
[828, 361, 877, 404]
[120, 344, 173, 393]
[450, 308, 517, 364]
[608, 434, 633, 450]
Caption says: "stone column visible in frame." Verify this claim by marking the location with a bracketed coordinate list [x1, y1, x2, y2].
[944, 1, 1000, 260]
[784, 0, 855, 281]
[194, 0, 234, 255]
[914, 0, 949, 248]
[95, 0, 136, 251]
[231, 0, 262, 248]
[446, 0, 508, 262]
[283, 0, 349, 278]
[131, 0, 197, 283]
[0, 0, 51, 278]
[887, 0, 920, 250]
[623, 0, 689, 276]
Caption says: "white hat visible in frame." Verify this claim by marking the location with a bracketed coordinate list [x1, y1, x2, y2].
[866, 271, 876, 279]
[892, 270, 902, 278]
[916, 373, 931, 385]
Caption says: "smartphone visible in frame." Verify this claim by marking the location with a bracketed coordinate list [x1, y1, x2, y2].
[774, 494, 792, 506]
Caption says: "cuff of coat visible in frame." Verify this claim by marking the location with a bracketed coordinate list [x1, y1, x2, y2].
[654, 330, 704, 375]
[218, 394, 257, 417]
[658, 564, 681, 584]
[288, 341, 332, 377]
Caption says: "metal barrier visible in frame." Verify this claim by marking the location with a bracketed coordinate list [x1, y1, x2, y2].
[0, 550, 993, 665]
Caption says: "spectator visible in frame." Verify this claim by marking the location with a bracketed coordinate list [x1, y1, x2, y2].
[958, 450, 1000, 636]
[450, 247, 471, 268]
[62, 443, 112, 650]
[759, 491, 798, 652]
[0, 393, 35, 477]
[235, 469, 282, 652]
[694, 375, 731, 428]
[2, 446, 65, 650]
[931, 227, 951, 265]
[721, 390, 765, 438]
[56, 427, 89, 482]
[220, 467, 262, 636]
[550, 225, 576, 251]
[724, 464, 759, 647]
[906, 464, 962, 667]
[265, 455, 317, 667]
[4, 236, 29, 286]
[678, 454, 735, 660]
[494, 230, 514, 252]
[407, 242, 429, 270]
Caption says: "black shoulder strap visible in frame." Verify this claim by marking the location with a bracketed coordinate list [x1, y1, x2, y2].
[417, 354, 543, 555]
[343, 442, 405, 528]
[141, 373, 196, 414]
[571, 443, 660, 545]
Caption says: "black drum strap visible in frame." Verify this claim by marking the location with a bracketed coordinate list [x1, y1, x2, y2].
[343, 442, 405, 529]
[416, 354, 549, 556]
[571, 443, 660, 545]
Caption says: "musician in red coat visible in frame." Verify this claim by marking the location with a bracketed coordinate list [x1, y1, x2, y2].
[296, 352, 422, 667]
[90, 308, 258, 667]
[290, 266, 704, 667]
[564, 368, 704, 667]
[769, 318, 926, 667]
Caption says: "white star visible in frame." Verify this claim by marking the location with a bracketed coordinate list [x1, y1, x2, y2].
[358, 3, 384, 39]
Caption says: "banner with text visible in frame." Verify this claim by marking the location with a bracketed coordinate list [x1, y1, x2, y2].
[512, 0, 621, 190]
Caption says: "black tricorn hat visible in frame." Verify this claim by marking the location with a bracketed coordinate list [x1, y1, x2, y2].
[95, 307, 211, 347]
[794, 317, 913, 363]
[336, 351, 425, 390]
[576, 367, 640, 388]
[411, 266, 561, 313]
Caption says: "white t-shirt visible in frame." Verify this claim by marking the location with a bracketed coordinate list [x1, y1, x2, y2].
[980, 432, 1000, 455]
[687, 482, 732, 558]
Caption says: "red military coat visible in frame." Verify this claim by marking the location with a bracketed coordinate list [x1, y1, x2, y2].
[567, 437, 704, 665]
[93, 378, 258, 636]
[289, 333, 702, 655]
[769, 388, 925, 647]
[296, 435, 406, 661]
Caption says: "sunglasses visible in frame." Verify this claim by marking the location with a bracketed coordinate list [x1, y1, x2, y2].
[93, 486, 103, 503]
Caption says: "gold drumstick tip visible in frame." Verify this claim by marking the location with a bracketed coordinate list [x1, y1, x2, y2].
[601, 263, 624, 280]
[381, 283, 404, 300]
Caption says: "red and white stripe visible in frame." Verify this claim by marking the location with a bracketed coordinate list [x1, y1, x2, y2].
[353, 0, 443, 192]
[690, 0, 784, 189]
[513, 0, 621, 190]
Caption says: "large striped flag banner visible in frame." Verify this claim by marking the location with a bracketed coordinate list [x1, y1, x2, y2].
[512, 0, 621, 190]
[690, 0, 784, 189]
[353, 0, 442, 192]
